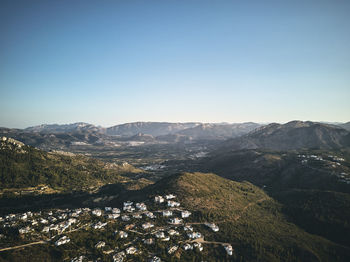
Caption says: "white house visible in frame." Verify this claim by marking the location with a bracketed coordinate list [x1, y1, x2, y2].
[121, 215, 130, 221]
[126, 246, 137, 255]
[168, 229, 179, 236]
[169, 218, 183, 225]
[123, 201, 133, 207]
[155, 231, 165, 239]
[223, 244, 233, 255]
[145, 212, 156, 219]
[119, 231, 128, 238]
[154, 196, 165, 203]
[183, 225, 193, 231]
[93, 221, 107, 229]
[92, 208, 102, 217]
[136, 202, 147, 211]
[187, 232, 202, 239]
[107, 213, 120, 219]
[55, 236, 70, 246]
[142, 222, 154, 229]
[205, 222, 219, 232]
[183, 243, 193, 250]
[112, 208, 121, 214]
[193, 242, 203, 251]
[143, 238, 154, 245]
[95, 241, 105, 249]
[167, 201, 180, 207]
[181, 211, 191, 218]
[168, 245, 178, 254]
[165, 194, 176, 199]
[149, 256, 161, 262]
[163, 210, 173, 217]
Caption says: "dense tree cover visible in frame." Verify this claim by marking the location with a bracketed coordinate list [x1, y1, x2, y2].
[0, 143, 135, 191]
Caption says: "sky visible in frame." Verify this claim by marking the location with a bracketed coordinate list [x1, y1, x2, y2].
[1, 0, 349, 128]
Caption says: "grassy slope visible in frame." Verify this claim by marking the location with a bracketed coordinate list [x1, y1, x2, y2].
[0, 142, 141, 192]
[141, 172, 350, 261]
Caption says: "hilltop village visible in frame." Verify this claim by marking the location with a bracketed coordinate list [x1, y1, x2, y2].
[0, 194, 233, 261]
[298, 153, 350, 184]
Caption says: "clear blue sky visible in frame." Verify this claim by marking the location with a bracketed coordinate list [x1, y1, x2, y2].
[1, 0, 349, 128]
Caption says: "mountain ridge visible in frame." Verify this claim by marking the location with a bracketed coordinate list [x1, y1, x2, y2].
[218, 120, 350, 151]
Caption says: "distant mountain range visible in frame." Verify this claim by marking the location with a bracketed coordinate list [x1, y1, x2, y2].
[0, 122, 264, 150]
[25, 122, 105, 133]
[105, 122, 199, 136]
[217, 120, 350, 151]
[1, 120, 349, 151]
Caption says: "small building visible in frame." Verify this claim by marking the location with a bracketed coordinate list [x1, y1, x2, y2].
[168, 245, 178, 254]
[123, 201, 133, 207]
[40, 218, 49, 224]
[163, 210, 173, 217]
[205, 222, 219, 232]
[167, 201, 180, 207]
[92, 221, 107, 229]
[136, 202, 147, 211]
[169, 217, 183, 225]
[154, 196, 165, 203]
[119, 230, 128, 238]
[187, 232, 202, 239]
[92, 208, 102, 217]
[42, 226, 50, 233]
[55, 236, 70, 246]
[107, 213, 120, 219]
[161, 236, 170, 241]
[149, 256, 161, 262]
[145, 212, 156, 219]
[165, 194, 176, 199]
[142, 222, 154, 229]
[112, 251, 125, 262]
[95, 241, 105, 249]
[155, 231, 165, 239]
[112, 208, 121, 214]
[183, 243, 193, 250]
[126, 246, 137, 255]
[183, 225, 193, 231]
[121, 215, 130, 221]
[181, 211, 191, 218]
[193, 242, 203, 251]
[123, 205, 135, 212]
[19, 226, 31, 234]
[125, 224, 135, 230]
[168, 229, 179, 236]
[223, 244, 233, 255]
[143, 238, 154, 245]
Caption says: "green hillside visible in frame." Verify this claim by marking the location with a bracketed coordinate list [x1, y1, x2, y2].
[0, 137, 141, 193]
[135, 172, 350, 261]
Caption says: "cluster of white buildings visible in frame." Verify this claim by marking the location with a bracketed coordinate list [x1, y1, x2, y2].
[298, 153, 350, 184]
[183, 242, 203, 251]
[1, 192, 230, 261]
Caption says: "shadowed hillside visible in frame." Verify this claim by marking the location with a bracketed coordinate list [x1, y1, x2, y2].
[219, 121, 350, 151]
